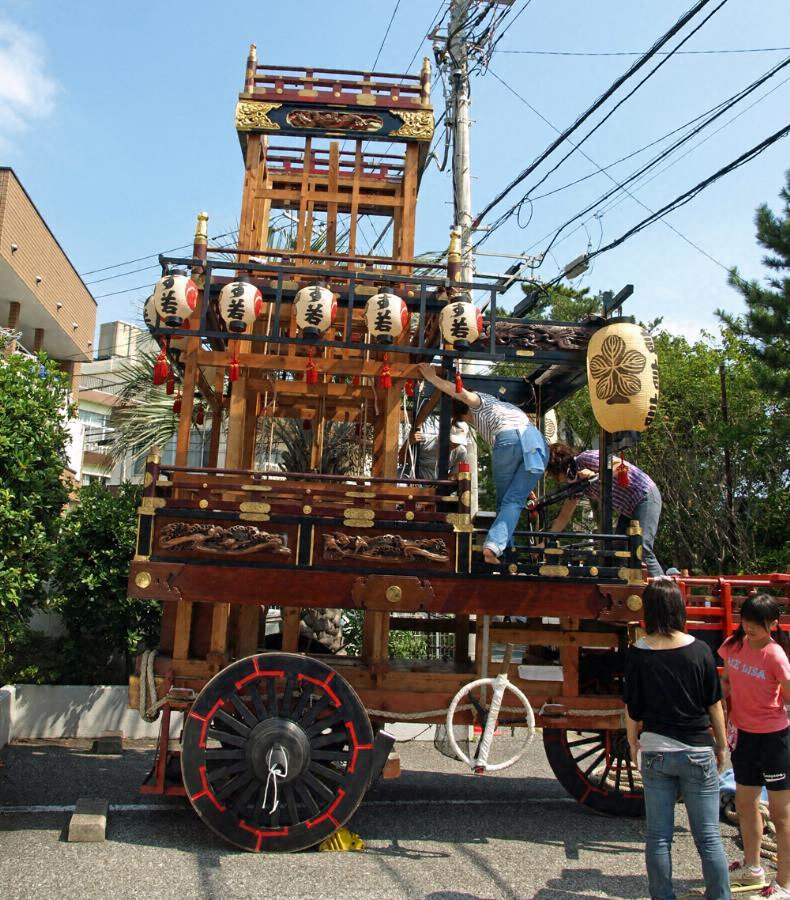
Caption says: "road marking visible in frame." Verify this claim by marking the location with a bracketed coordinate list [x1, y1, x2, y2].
[0, 796, 575, 815]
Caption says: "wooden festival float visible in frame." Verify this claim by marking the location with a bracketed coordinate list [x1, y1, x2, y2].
[127, 46, 790, 852]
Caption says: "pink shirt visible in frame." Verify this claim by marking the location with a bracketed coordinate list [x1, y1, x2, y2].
[719, 638, 790, 733]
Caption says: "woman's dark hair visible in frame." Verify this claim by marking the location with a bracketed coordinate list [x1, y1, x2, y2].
[643, 578, 687, 636]
[451, 399, 470, 422]
[546, 441, 577, 477]
[724, 593, 790, 658]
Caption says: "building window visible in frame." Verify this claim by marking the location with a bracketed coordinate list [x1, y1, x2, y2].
[79, 408, 112, 452]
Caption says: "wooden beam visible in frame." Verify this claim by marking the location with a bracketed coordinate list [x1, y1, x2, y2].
[281, 606, 301, 652]
[172, 599, 194, 661]
[197, 349, 424, 380]
[224, 373, 247, 469]
[175, 342, 198, 466]
[236, 604, 260, 658]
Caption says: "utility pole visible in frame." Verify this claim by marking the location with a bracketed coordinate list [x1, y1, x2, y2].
[447, 0, 474, 286]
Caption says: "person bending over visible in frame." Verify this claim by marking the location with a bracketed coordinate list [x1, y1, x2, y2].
[417, 363, 547, 564]
[545, 441, 664, 577]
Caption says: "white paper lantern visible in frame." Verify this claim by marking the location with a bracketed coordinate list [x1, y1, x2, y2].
[586, 322, 659, 433]
[543, 409, 558, 444]
[152, 273, 199, 328]
[294, 284, 337, 338]
[364, 292, 410, 344]
[439, 299, 483, 350]
[219, 281, 263, 334]
[143, 294, 156, 331]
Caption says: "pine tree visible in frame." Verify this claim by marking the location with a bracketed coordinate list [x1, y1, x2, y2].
[718, 171, 790, 397]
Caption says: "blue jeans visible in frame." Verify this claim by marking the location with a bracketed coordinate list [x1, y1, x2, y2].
[617, 483, 663, 577]
[641, 749, 730, 900]
[484, 429, 546, 557]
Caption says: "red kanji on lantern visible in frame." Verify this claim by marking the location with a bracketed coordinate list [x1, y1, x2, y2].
[379, 353, 392, 390]
[306, 346, 318, 385]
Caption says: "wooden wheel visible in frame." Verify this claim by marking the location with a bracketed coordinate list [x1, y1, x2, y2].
[542, 727, 644, 817]
[181, 653, 374, 852]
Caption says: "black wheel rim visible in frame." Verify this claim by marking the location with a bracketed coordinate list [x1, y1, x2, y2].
[181, 653, 374, 851]
[543, 727, 644, 817]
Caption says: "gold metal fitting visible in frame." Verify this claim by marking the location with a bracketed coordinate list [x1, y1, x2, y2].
[134, 571, 152, 589]
[448, 228, 461, 265]
[303, 505, 312, 515]
[194, 211, 209, 244]
[405, 511, 415, 521]
[627, 594, 644, 612]
[385, 585, 402, 603]
[199, 499, 208, 509]
[508, 563, 518, 575]
[589, 566, 599, 576]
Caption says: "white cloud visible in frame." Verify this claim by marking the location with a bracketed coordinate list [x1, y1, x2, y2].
[0, 19, 58, 140]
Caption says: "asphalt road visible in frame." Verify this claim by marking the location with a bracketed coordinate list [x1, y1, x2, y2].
[0, 737, 746, 899]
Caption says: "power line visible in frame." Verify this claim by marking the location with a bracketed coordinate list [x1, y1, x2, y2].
[581, 123, 790, 268]
[495, 46, 790, 57]
[471, 0, 719, 230]
[478, 0, 732, 244]
[532, 55, 790, 265]
[371, 0, 403, 70]
[79, 230, 236, 277]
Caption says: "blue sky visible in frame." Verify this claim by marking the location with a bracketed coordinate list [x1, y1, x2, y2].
[1, 1, 788, 343]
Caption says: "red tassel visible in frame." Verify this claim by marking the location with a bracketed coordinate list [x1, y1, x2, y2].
[153, 348, 169, 385]
[195, 404, 205, 426]
[166, 374, 175, 395]
[379, 353, 392, 390]
[302, 418, 312, 431]
[228, 356, 240, 382]
[306, 347, 318, 385]
[352, 374, 360, 387]
[616, 454, 630, 487]
[172, 391, 182, 415]
[404, 379, 415, 398]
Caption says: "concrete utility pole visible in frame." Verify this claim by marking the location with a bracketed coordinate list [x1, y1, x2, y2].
[448, 0, 474, 286]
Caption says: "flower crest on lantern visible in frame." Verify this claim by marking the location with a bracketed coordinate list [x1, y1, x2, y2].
[219, 280, 262, 334]
[152, 273, 198, 328]
[586, 322, 659, 433]
[294, 284, 337, 338]
[364, 292, 410, 344]
[439, 296, 483, 351]
[542, 408, 558, 444]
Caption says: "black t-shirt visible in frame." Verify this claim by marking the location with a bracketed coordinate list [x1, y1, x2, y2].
[624, 638, 722, 746]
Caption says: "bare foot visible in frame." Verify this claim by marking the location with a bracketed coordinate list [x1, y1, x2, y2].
[483, 548, 500, 565]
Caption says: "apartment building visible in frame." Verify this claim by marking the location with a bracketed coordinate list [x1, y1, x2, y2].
[0, 167, 96, 480]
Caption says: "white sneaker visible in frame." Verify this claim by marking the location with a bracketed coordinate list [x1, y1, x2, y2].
[750, 883, 790, 898]
[729, 861, 767, 889]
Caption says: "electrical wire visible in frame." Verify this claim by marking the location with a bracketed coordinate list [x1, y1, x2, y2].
[371, 0, 403, 71]
[79, 230, 236, 277]
[495, 45, 790, 57]
[472, 0, 718, 231]
[566, 123, 790, 272]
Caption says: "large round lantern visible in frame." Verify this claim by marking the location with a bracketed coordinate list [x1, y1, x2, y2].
[586, 322, 659, 433]
[144, 292, 191, 348]
[294, 284, 337, 338]
[543, 409, 558, 444]
[364, 292, 410, 344]
[439, 298, 483, 350]
[152, 273, 198, 328]
[219, 281, 263, 334]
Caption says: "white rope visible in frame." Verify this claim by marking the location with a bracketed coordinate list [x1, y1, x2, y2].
[261, 745, 288, 815]
[366, 704, 624, 722]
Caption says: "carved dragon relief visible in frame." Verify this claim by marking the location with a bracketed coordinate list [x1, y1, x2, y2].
[159, 522, 291, 556]
[388, 109, 434, 140]
[323, 532, 449, 564]
[482, 320, 601, 352]
[235, 100, 282, 131]
[286, 109, 383, 132]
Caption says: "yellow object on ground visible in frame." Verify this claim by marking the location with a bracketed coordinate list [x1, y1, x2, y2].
[318, 828, 365, 852]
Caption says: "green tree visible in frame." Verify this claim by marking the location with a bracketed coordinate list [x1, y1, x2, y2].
[50, 482, 160, 683]
[718, 170, 790, 397]
[0, 350, 71, 645]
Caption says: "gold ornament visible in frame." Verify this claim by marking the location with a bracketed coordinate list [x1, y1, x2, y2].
[389, 109, 434, 140]
[235, 100, 281, 131]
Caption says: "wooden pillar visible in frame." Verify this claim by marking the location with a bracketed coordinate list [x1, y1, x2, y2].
[175, 342, 198, 465]
[281, 606, 301, 652]
[4, 301, 20, 354]
[225, 373, 248, 468]
[326, 142, 339, 255]
[236, 604, 260, 658]
[208, 369, 225, 467]
[371, 389, 401, 477]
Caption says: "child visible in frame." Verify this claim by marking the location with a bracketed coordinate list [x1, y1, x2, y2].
[720, 594, 790, 897]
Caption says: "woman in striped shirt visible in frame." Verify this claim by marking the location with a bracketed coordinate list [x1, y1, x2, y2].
[545, 442, 664, 577]
[417, 364, 548, 564]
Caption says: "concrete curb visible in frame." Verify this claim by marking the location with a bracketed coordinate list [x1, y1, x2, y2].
[67, 798, 108, 842]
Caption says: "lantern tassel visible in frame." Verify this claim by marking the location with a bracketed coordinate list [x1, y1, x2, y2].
[379, 353, 392, 390]
[165, 374, 176, 395]
[352, 374, 361, 387]
[616, 454, 630, 487]
[172, 390, 182, 416]
[404, 379, 415, 398]
[228, 355, 240, 383]
[306, 347, 318, 385]
[195, 404, 205, 426]
[455, 360, 464, 393]
[153, 347, 169, 386]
